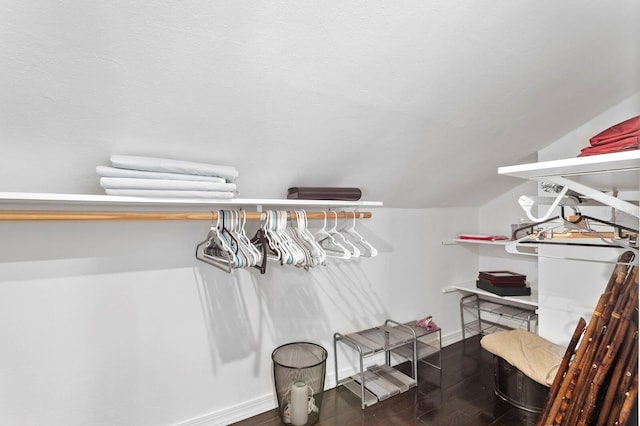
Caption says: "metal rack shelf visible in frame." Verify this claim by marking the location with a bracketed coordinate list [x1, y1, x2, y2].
[460, 293, 538, 339]
[333, 319, 441, 409]
[388, 321, 442, 374]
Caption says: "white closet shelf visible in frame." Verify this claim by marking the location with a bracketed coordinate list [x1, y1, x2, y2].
[442, 239, 510, 246]
[497, 150, 640, 182]
[0, 191, 383, 209]
[443, 281, 538, 309]
[498, 151, 640, 218]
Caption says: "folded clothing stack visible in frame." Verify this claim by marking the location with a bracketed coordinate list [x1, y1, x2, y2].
[97, 155, 239, 199]
[578, 115, 640, 157]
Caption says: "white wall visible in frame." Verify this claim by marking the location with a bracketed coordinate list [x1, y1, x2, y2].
[537, 244, 631, 346]
[0, 207, 477, 425]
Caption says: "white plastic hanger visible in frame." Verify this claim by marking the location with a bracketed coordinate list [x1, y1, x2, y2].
[291, 210, 326, 268]
[227, 210, 259, 268]
[316, 212, 351, 260]
[328, 211, 360, 258]
[238, 210, 263, 267]
[194, 212, 235, 272]
[286, 211, 313, 269]
[263, 210, 285, 264]
[343, 212, 378, 257]
[302, 210, 327, 266]
[276, 210, 305, 266]
[219, 210, 244, 268]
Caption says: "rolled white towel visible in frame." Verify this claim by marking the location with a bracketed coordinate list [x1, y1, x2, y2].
[96, 166, 226, 183]
[110, 155, 239, 182]
[100, 177, 237, 192]
[104, 189, 236, 199]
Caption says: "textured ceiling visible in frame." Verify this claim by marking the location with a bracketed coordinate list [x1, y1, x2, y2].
[0, 1, 639, 207]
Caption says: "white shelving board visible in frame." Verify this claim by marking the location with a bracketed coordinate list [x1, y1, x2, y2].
[442, 238, 510, 246]
[0, 191, 383, 210]
[497, 150, 640, 187]
[443, 281, 538, 309]
[498, 151, 640, 218]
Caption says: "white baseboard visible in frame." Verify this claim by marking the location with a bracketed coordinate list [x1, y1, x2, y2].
[175, 360, 370, 426]
[177, 329, 465, 426]
[441, 329, 463, 347]
[176, 394, 276, 426]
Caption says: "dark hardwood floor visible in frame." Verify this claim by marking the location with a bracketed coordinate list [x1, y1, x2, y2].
[232, 335, 540, 426]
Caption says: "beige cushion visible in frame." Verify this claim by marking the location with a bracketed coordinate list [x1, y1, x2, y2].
[480, 329, 565, 386]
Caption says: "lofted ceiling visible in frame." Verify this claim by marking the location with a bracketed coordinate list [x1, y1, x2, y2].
[0, 1, 638, 208]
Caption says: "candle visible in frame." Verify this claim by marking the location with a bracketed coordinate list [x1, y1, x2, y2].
[289, 381, 308, 426]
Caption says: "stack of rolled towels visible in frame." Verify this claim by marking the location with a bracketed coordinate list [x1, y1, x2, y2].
[96, 155, 239, 199]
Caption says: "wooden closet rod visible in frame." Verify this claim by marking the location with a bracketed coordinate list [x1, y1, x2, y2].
[0, 210, 373, 222]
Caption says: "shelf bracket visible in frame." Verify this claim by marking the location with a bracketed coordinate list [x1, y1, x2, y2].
[540, 176, 639, 219]
[519, 185, 569, 222]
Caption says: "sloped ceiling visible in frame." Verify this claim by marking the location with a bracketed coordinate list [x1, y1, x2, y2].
[1, 1, 638, 207]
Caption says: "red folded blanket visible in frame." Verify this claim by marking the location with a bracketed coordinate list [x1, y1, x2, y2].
[578, 115, 640, 157]
[590, 115, 640, 146]
[579, 136, 640, 156]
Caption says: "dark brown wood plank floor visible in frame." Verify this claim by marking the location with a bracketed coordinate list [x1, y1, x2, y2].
[231, 335, 541, 426]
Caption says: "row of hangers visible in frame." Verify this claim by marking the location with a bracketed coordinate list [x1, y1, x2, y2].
[195, 210, 377, 273]
[512, 203, 638, 244]
[508, 202, 638, 264]
[516, 185, 638, 246]
[512, 213, 637, 241]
